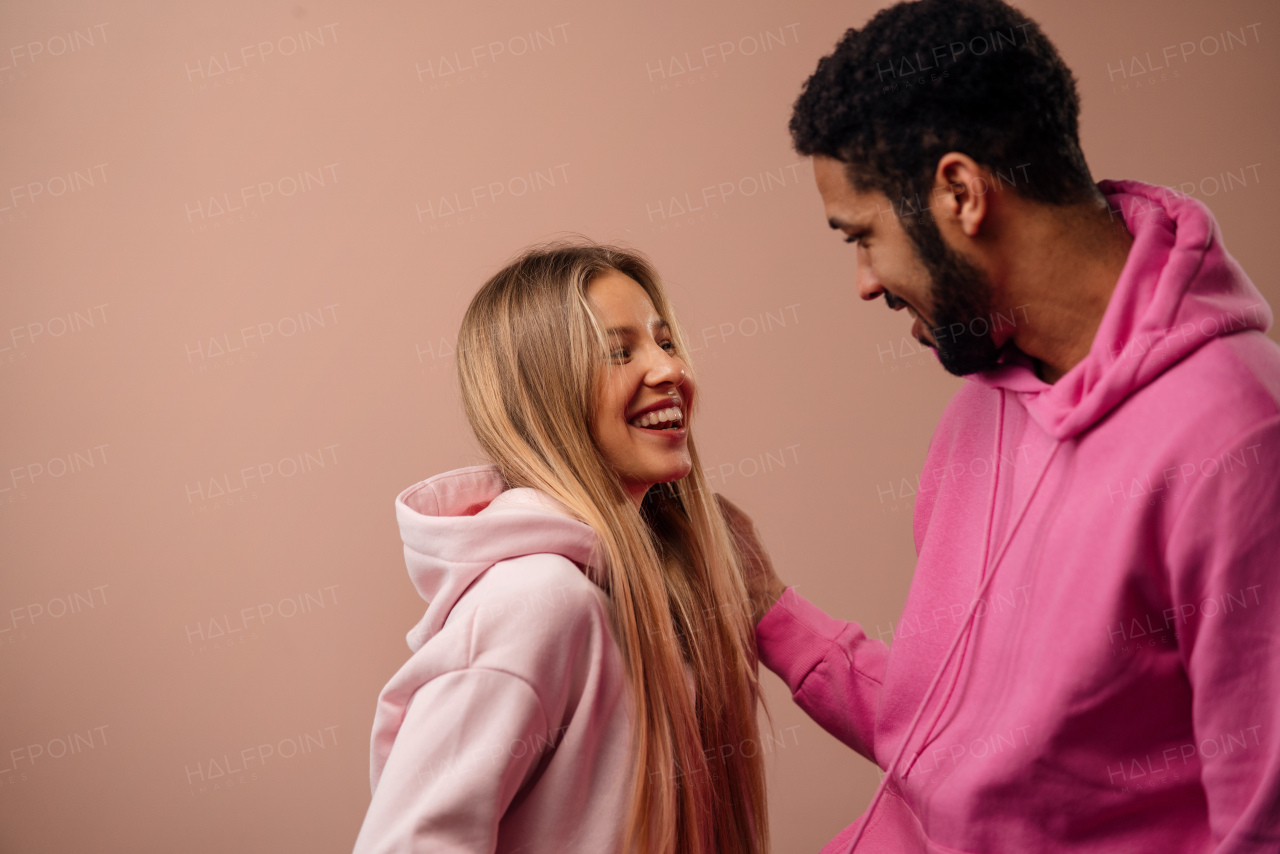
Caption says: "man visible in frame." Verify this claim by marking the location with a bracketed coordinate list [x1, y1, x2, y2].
[723, 0, 1280, 851]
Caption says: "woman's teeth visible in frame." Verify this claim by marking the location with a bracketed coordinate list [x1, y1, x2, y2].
[630, 407, 683, 429]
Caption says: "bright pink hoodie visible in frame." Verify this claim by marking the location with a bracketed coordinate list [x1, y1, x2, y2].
[757, 180, 1280, 853]
[352, 466, 635, 853]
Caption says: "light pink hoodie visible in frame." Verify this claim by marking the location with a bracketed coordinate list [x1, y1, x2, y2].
[758, 180, 1280, 853]
[352, 466, 635, 853]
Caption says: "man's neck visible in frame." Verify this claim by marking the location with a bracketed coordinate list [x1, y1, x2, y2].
[1000, 195, 1134, 384]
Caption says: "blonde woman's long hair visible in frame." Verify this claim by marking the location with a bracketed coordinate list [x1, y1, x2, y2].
[455, 239, 769, 854]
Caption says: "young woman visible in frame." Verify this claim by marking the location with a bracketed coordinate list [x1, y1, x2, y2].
[352, 241, 770, 853]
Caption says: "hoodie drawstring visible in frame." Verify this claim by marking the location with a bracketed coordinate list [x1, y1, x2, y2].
[845, 391, 1062, 852]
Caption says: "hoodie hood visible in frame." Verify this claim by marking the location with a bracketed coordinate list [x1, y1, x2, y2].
[395, 464, 602, 653]
[971, 178, 1272, 441]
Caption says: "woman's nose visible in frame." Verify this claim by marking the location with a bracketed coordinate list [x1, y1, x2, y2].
[647, 347, 686, 387]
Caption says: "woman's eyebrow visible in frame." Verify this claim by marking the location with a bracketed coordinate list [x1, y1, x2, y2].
[605, 319, 669, 336]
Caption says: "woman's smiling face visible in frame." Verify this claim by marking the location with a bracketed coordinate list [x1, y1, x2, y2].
[586, 270, 695, 507]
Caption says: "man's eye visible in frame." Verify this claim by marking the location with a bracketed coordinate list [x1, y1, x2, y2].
[844, 233, 863, 245]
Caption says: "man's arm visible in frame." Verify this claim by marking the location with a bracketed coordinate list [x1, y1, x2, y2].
[716, 494, 787, 625]
[1164, 417, 1280, 853]
[717, 495, 889, 761]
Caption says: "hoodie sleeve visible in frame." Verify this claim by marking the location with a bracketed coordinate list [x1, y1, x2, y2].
[1163, 415, 1280, 853]
[352, 667, 552, 854]
[756, 587, 889, 761]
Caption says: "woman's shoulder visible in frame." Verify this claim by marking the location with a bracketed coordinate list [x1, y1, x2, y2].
[429, 553, 619, 700]
[386, 554, 615, 710]
[460, 552, 609, 629]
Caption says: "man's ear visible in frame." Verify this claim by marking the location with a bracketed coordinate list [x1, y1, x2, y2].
[931, 152, 989, 238]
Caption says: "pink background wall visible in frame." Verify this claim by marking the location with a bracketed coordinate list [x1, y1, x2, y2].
[1, 0, 1276, 850]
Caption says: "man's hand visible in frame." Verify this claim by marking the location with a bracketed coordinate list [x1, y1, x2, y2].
[715, 493, 788, 626]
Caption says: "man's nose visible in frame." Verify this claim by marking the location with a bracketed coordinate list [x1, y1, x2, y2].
[856, 247, 883, 301]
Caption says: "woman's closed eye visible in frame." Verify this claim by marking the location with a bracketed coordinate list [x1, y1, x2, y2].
[610, 340, 676, 361]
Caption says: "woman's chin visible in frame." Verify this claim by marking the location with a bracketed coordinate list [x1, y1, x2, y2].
[651, 458, 692, 484]
[627, 460, 692, 492]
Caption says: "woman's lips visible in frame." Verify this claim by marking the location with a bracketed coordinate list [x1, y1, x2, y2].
[629, 422, 687, 439]
[628, 405, 683, 430]
[627, 405, 686, 439]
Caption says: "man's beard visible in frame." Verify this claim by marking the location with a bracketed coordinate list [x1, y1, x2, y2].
[903, 214, 1004, 376]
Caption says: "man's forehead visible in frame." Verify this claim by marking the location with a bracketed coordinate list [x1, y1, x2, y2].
[812, 155, 853, 193]
[813, 157, 880, 219]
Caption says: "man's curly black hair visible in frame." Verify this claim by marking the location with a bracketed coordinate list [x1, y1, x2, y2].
[790, 0, 1097, 212]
